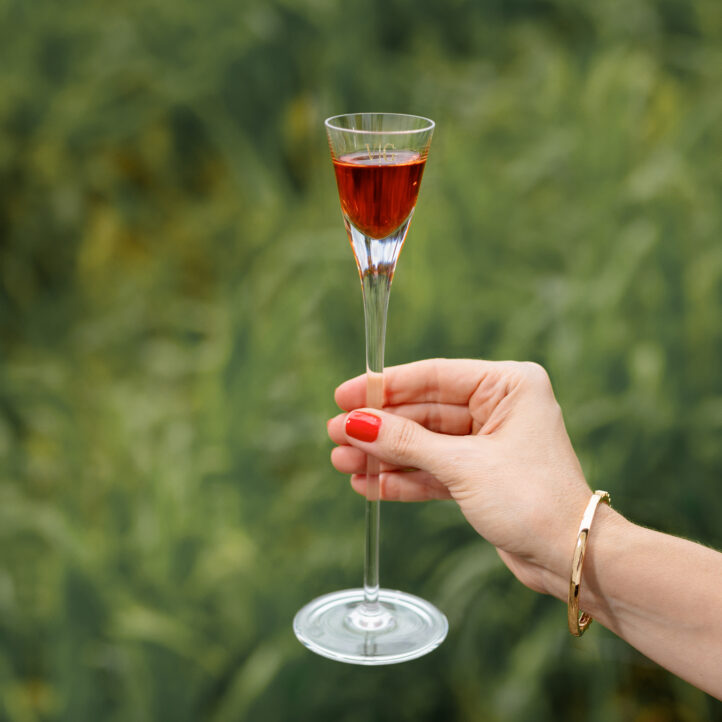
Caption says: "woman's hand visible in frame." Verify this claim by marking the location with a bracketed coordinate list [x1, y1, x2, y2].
[327, 358, 594, 595]
[329, 358, 722, 699]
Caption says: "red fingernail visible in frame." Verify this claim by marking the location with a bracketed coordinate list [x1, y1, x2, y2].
[345, 411, 381, 442]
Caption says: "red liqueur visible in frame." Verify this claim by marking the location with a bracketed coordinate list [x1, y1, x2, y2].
[332, 150, 426, 239]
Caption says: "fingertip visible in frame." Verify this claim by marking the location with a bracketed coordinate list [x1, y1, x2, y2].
[330, 445, 345, 467]
[327, 413, 350, 445]
[350, 474, 366, 496]
[333, 384, 344, 408]
[334, 388, 353, 412]
[334, 374, 367, 411]
[345, 409, 382, 443]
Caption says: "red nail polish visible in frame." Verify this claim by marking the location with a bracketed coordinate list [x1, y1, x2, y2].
[345, 411, 381, 442]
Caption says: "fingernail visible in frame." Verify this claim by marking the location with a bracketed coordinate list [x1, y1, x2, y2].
[345, 411, 381, 442]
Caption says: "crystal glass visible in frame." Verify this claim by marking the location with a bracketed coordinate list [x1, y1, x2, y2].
[293, 113, 448, 665]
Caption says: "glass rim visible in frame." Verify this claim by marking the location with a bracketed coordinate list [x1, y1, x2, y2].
[325, 112, 435, 135]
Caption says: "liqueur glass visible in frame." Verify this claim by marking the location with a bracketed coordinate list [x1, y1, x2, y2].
[293, 113, 448, 665]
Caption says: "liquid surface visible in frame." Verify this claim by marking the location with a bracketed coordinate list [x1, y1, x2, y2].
[332, 150, 426, 239]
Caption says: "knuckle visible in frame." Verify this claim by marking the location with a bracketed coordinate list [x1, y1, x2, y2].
[419, 482, 435, 501]
[380, 474, 399, 501]
[550, 399, 565, 424]
[523, 360, 547, 378]
[523, 361, 551, 387]
[391, 421, 417, 461]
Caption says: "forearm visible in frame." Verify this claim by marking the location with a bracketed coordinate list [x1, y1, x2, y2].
[546, 505, 722, 699]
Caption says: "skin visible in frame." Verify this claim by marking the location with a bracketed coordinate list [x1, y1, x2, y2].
[327, 359, 722, 700]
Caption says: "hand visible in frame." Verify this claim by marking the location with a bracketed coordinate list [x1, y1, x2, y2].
[327, 359, 594, 595]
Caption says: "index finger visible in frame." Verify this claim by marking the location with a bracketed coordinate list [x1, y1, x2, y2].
[334, 358, 508, 410]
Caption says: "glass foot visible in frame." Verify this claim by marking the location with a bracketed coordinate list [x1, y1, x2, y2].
[293, 588, 448, 665]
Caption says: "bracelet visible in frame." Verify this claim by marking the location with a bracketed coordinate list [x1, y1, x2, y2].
[568, 490, 611, 637]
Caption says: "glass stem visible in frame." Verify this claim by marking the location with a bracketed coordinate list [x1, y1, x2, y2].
[361, 267, 391, 609]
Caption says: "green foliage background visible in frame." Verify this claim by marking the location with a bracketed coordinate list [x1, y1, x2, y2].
[1, 0, 721, 719]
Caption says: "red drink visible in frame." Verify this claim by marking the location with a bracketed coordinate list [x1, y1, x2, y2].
[332, 150, 426, 239]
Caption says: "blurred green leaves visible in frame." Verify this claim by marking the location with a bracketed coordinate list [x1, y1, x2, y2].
[1, 0, 721, 719]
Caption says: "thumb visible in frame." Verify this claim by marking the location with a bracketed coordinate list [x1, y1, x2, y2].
[344, 408, 465, 472]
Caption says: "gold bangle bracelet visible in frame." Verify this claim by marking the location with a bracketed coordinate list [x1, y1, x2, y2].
[568, 490, 611, 637]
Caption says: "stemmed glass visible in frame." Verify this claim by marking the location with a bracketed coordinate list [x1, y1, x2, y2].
[293, 113, 448, 665]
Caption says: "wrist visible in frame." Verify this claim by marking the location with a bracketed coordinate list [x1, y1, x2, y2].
[576, 504, 634, 627]
[540, 503, 632, 619]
